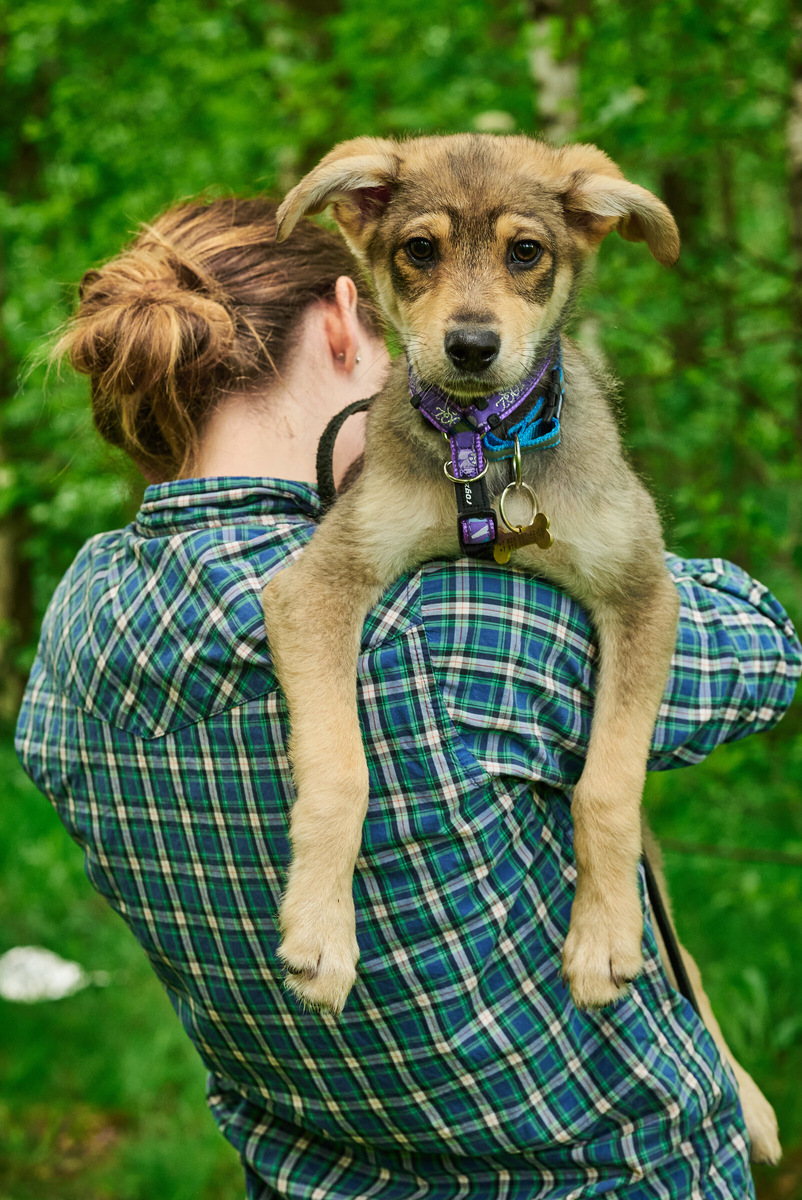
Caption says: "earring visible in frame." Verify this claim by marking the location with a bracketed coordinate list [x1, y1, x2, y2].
[336, 352, 346, 361]
[355, 354, 361, 364]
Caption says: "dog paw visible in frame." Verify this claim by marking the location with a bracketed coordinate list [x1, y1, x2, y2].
[279, 940, 359, 1015]
[561, 904, 643, 1010]
[277, 887, 359, 1015]
[733, 1066, 782, 1165]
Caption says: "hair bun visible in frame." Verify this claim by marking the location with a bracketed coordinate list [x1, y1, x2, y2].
[67, 242, 235, 403]
[54, 233, 238, 477]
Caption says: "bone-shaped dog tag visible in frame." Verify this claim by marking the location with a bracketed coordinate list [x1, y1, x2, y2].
[528, 511, 553, 549]
[493, 511, 553, 563]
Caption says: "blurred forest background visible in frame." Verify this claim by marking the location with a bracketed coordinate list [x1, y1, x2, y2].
[1, 0, 801, 1197]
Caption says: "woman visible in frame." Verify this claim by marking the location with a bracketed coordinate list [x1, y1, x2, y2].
[16, 195, 800, 1199]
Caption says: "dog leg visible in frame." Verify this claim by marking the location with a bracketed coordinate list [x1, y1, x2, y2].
[263, 475, 450, 1013]
[643, 828, 782, 1164]
[264, 522, 384, 1013]
[560, 569, 680, 1009]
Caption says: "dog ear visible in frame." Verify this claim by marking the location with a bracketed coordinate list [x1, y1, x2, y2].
[276, 138, 400, 246]
[556, 144, 680, 267]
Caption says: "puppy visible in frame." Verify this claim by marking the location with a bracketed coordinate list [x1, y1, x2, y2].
[263, 135, 783, 1164]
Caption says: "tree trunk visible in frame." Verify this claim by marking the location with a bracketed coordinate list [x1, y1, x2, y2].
[660, 167, 706, 371]
[525, 2, 606, 359]
[526, 0, 580, 143]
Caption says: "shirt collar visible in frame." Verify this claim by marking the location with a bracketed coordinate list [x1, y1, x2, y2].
[135, 476, 323, 534]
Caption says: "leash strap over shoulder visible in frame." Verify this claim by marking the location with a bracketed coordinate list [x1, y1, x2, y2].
[315, 396, 377, 516]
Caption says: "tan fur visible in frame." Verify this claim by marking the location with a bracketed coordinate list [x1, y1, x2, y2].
[642, 826, 781, 1164]
[264, 134, 688, 1018]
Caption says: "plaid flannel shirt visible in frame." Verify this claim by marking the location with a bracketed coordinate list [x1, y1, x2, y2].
[16, 477, 801, 1200]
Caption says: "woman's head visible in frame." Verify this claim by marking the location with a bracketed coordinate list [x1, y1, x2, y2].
[56, 196, 384, 480]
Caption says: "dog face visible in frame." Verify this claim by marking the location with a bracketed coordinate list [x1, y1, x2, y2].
[277, 135, 679, 401]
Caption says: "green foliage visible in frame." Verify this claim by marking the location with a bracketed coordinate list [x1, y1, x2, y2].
[574, 0, 800, 611]
[1, 0, 800, 1195]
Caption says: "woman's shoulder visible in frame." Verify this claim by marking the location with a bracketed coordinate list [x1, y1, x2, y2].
[28, 512, 301, 739]
[25, 506, 801, 748]
[418, 551, 801, 667]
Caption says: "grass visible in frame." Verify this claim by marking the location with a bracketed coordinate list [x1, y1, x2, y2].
[1, 709, 800, 1199]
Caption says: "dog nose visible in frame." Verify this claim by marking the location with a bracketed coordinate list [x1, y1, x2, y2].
[445, 328, 500, 372]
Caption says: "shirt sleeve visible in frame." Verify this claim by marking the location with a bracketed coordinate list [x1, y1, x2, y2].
[420, 553, 801, 788]
[651, 554, 801, 769]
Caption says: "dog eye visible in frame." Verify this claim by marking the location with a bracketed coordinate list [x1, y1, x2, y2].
[406, 238, 435, 263]
[510, 240, 543, 265]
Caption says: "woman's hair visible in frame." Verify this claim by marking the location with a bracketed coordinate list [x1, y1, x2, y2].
[55, 196, 384, 480]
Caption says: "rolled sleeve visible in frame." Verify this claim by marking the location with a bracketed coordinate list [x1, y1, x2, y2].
[650, 555, 802, 769]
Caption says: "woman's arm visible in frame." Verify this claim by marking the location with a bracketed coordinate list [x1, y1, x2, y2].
[419, 553, 801, 785]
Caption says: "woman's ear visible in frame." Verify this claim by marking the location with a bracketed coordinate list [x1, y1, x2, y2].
[323, 276, 361, 371]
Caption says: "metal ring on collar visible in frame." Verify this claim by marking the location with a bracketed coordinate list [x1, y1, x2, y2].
[444, 458, 489, 483]
[499, 480, 539, 533]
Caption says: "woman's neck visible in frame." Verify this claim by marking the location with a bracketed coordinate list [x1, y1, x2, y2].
[188, 306, 389, 487]
[190, 386, 363, 486]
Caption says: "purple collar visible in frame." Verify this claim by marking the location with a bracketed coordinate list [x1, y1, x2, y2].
[409, 351, 555, 440]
